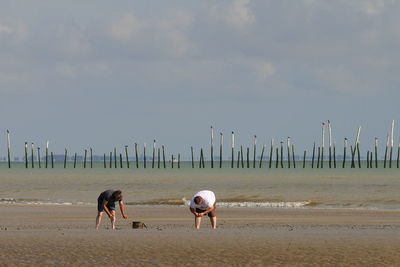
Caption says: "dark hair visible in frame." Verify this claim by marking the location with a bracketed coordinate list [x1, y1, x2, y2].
[112, 190, 123, 201]
[194, 196, 202, 204]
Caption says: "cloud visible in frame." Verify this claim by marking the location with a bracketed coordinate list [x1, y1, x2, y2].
[0, 21, 28, 46]
[360, 0, 386, 15]
[208, 0, 255, 30]
[107, 14, 143, 42]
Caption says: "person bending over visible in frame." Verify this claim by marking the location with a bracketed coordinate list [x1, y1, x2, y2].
[189, 190, 217, 229]
[96, 189, 128, 229]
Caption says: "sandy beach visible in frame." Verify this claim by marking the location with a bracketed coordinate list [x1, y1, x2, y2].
[0, 205, 399, 266]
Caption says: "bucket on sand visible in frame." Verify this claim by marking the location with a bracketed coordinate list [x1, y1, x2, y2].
[132, 221, 147, 229]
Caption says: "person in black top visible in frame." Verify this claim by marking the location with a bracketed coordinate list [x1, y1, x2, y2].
[96, 189, 128, 229]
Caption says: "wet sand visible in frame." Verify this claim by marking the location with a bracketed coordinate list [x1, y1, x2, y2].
[1, 205, 400, 266]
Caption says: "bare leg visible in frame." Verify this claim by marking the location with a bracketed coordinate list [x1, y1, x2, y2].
[96, 212, 103, 229]
[110, 210, 116, 229]
[210, 216, 217, 229]
[195, 216, 202, 229]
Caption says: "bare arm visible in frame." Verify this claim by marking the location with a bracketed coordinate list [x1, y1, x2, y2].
[102, 200, 113, 217]
[198, 205, 215, 216]
[190, 207, 200, 217]
[119, 201, 128, 219]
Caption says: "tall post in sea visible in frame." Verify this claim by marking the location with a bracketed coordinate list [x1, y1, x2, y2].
[311, 142, 315, 168]
[397, 138, 400, 168]
[103, 153, 106, 168]
[389, 120, 394, 168]
[333, 142, 336, 168]
[24, 142, 28, 168]
[7, 130, 11, 168]
[135, 143, 139, 168]
[64, 148, 67, 168]
[280, 142, 284, 168]
[259, 144, 265, 168]
[219, 132, 223, 168]
[384, 132, 389, 168]
[178, 153, 180, 169]
[269, 139, 274, 169]
[162, 145, 166, 168]
[125, 145, 130, 168]
[367, 151, 370, 168]
[37, 147, 41, 168]
[84, 149, 87, 168]
[191, 146, 194, 168]
[253, 135, 257, 168]
[210, 126, 214, 168]
[90, 148, 93, 168]
[321, 123, 325, 168]
[45, 141, 49, 168]
[343, 138, 347, 168]
[237, 150, 240, 168]
[275, 147, 279, 168]
[374, 138, 378, 168]
[287, 137, 291, 168]
[231, 132, 235, 168]
[119, 153, 123, 168]
[152, 140, 156, 169]
[114, 147, 117, 168]
[240, 145, 244, 168]
[31, 143, 35, 168]
[246, 147, 250, 168]
[328, 120, 332, 168]
[355, 126, 361, 168]
[303, 150, 306, 168]
[158, 148, 161, 168]
[171, 155, 174, 169]
[143, 143, 146, 169]
[109, 151, 112, 168]
[350, 145, 355, 168]
[317, 146, 320, 168]
[74, 152, 77, 168]
[357, 143, 361, 168]
[51, 152, 54, 168]
[292, 144, 296, 168]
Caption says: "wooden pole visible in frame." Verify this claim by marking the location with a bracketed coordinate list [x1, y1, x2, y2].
[370, 150, 373, 168]
[237, 150, 240, 168]
[357, 143, 361, 168]
[328, 120, 332, 168]
[24, 142, 28, 168]
[200, 148, 204, 168]
[259, 144, 265, 168]
[374, 138, 378, 168]
[343, 138, 347, 168]
[64, 148, 67, 168]
[125, 145, 130, 168]
[45, 141, 49, 168]
[90, 148, 93, 168]
[269, 139, 274, 169]
[119, 153, 123, 168]
[74, 152, 77, 168]
[275, 147, 279, 168]
[211, 126, 214, 168]
[103, 153, 106, 168]
[389, 120, 394, 168]
[31, 143, 35, 168]
[191, 146, 194, 168]
[231, 132, 235, 168]
[333, 143, 336, 168]
[171, 155, 174, 169]
[292, 144, 296, 168]
[317, 146, 320, 168]
[51, 152, 54, 168]
[367, 151, 370, 168]
[152, 140, 156, 169]
[162, 145, 166, 169]
[246, 147, 250, 168]
[321, 123, 325, 168]
[7, 130, 11, 168]
[354, 126, 361, 168]
[350, 145, 355, 168]
[303, 150, 306, 168]
[178, 153, 180, 169]
[287, 137, 291, 168]
[397, 138, 400, 168]
[135, 143, 139, 168]
[240, 145, 244, 168]
[37, 147, 41, 168]
[84, 149, 87, 168]
[219, 132, 223, 168]
[384, 132, 389, 168]
[109, 151, 112, 168]
[114, 147, 117, 168]
[143, 143, 146, 169]
[253, 135, 257, 168]
[311, 142, 315, 168]
[280, 142, 283, 168]
[158, 148, 161, 168]
[199, 149, 202, 168]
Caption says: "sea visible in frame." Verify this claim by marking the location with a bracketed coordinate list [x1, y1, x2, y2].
[0, 162, 399, 210]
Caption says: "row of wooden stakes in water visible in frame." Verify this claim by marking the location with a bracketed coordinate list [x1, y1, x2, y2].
[4, 139, 400, 169]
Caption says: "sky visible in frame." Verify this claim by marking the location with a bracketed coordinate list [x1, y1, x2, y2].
[0, 0, 399, 159]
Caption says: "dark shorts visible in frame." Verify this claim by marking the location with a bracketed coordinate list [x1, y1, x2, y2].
[195, 204, 216, 217]
[97, 197, 116, 213]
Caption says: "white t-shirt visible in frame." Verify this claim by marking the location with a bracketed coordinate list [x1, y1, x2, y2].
[190, 190, 216, 210]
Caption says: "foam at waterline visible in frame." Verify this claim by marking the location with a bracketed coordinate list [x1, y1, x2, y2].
[183, 198, 312, 208]
[0, 198, 93, 206]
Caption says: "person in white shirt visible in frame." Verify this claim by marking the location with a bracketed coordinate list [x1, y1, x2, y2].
[189, 190, 217, 229]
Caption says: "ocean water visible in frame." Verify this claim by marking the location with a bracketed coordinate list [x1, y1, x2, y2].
[0, 162, 399, 210]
